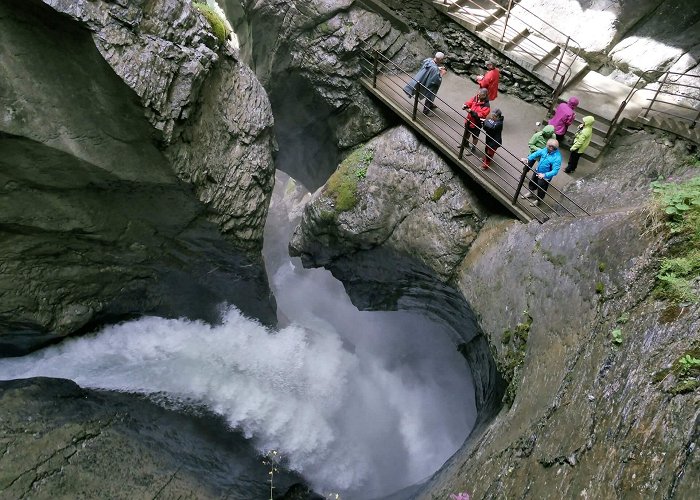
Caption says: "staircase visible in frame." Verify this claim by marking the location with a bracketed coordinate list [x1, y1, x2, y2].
[431, 0, 588, 88]
[421, 0, 700, 160]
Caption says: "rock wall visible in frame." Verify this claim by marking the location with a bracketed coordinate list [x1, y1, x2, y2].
[0, 0, 277, 353]
[0, 377, 308, 498]
[290, 122, 699, 497]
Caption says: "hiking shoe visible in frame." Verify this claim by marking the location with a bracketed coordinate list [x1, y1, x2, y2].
[522, 191, 532, 199]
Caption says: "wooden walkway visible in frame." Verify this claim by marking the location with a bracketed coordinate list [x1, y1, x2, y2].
[359, 66, 589, 223]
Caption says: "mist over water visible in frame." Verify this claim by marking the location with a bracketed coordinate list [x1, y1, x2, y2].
[0, 174, 477, 498]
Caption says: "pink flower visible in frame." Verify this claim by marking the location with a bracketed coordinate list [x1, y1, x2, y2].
[450, 493, 470, 500]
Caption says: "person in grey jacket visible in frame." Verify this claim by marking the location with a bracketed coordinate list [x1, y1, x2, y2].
[403, 51, 446, 115]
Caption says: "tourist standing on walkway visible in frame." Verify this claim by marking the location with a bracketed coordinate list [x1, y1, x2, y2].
[477, 61, 500, 101]
[527, 124, 555, 154]
[548, 96, 579, 144]
[520, 138, 562, 207]
[403, 52, 447, 115]
[462, 88, 491, 153]
[525, 123, 555, 168]
[481, 109, 503, 169]
[565, 116, 595, 173]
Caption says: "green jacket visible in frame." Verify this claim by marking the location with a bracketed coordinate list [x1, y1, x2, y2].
[528, 125, 555, 153]
[572, 116, 595, 153]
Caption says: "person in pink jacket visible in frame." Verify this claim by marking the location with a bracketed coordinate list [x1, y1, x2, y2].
[548, 96, 579, 143]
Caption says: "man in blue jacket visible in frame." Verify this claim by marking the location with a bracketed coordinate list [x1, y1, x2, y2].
[520, 138, 561, 207]
[403, 51, 446, 115]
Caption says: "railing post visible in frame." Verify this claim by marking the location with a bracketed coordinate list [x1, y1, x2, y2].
[691, 109, 700, 130]
[500, 0, 514, 43]
[546, 73, 566, 118]
[458, 122, 469, 159]
[412, 86, 420, 120]
[513, 161, 529, 204]
[553, 36, 569, 83]
[372, 50, 379, 88]
[644, 71, 669, 118]
[605, 100, 628, 142]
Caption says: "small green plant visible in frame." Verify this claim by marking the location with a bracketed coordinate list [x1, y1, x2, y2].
[616, 312, 629, 324]
[654, 347, 700, 394]
[194, 2, 231, 42]
[650, 178, 700, 303]
[678, 354, 700, 376]
[595, 282, 605, 295]
[598, 262, 606, 272]
[610, 328, 623, 346]
[356, 166, 368, 180]
[262, 450, 280, 500]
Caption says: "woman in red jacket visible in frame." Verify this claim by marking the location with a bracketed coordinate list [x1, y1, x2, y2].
[462, 88, 491, 154]
[477, 61, 500, 101]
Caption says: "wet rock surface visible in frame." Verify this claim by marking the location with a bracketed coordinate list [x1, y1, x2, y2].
[291, 126, 699, 498]
[0, 0, 276, 351]
[0, 377, 307, 498]
[289, 126, 492, 280]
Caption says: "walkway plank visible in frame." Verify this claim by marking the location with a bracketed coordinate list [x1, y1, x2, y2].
[360, 73, 576, 223]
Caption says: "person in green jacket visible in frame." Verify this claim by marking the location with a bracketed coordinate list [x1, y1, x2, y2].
[565, 115, 595, 173]
[525, 124, 555, 168]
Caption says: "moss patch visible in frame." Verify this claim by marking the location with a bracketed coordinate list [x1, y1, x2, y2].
[431, 185, 448, 202]
[498, 311, 532, 406]
[324, 146, 373, 212]
[651, 177, 700, 303]
[194, 2, 230, 42]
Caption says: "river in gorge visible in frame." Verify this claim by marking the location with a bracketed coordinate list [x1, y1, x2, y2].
[0, 172, 477, 499]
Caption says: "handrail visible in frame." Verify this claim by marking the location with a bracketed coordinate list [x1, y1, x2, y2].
[606, 69, 700, 141]
[440, 0, 582, 86]
[358, 45, 590, 222]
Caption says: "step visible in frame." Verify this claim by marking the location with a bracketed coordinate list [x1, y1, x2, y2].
[637, 115, 700, 144]
[560, 71, 634, 125]
[475, 7, 505, 31]
[451, 6, 503, 32]
[481, 10, 529, 43]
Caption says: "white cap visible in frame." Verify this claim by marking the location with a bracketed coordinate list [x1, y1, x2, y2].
[435, 51, 445, 61]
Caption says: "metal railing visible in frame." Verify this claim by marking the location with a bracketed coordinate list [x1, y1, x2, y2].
[359, 45, 590, 223]
[439, 0, 583, 88]
[606, 70, 700, 142]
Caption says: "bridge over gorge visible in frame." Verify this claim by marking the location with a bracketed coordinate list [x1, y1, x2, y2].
[358, 45, 589, 224]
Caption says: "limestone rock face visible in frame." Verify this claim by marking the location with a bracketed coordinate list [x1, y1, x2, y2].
[0, 0, 276, 353]
[290, 127, 699, 498]
[564, 130, 696, 214]
[0, 378, 306, 498]
[289, 126, 491, 280]
[421, 208, 699, 499]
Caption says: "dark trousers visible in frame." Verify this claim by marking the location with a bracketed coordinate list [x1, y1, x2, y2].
[566, 150, 581, 172]
[556, 133, 566, 144]
[528, 173, 550, 201]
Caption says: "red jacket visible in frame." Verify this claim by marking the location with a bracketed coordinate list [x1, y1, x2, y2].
[479, 68, 500, 101]
[464, 95, 491, 129]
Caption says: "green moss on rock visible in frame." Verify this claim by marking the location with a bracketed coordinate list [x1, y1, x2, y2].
[497, 311, 532, 406]
[431, 185, 447, 202]
[324, 146, 373, 212]
[194, 2, 230, 42]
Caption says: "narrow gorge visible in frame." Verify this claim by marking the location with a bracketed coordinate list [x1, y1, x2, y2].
[1, 0, 698, 499]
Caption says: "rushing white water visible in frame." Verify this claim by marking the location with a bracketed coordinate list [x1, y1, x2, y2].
[0, 174, 476, 498]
